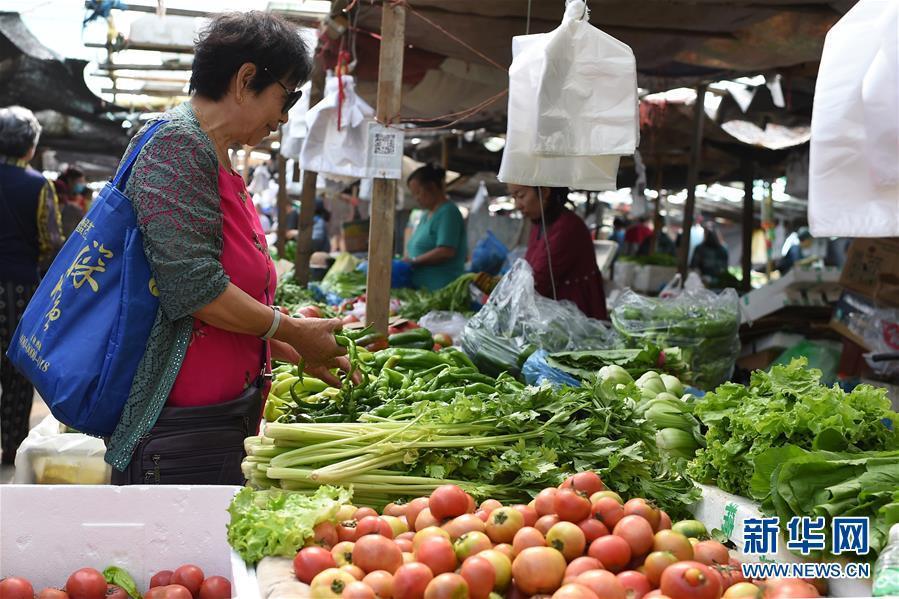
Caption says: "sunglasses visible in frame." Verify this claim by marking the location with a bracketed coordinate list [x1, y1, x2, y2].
[263, 66, 303, 113]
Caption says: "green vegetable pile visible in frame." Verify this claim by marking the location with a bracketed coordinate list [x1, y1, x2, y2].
[392, 273, 476, 320]
[320, 270, 367, 300]
[618, 254, 678, 267]
[545, 345, 690, 382]
[274, 275, 335, 317]
[687, 358, 899, 499]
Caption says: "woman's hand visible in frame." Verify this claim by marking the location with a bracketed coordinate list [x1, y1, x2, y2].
[270, 338, 300, 364]
[274, 316, 352, 386]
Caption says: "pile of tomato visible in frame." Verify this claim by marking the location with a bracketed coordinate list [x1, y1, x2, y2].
[293, 472, 823, 599]
[0, 565, 230, 599]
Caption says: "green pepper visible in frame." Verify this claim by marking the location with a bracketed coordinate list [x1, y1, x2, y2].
[388, 328, 434, 346]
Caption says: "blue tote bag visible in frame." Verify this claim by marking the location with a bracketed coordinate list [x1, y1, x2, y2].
[7, 120, 168, 437]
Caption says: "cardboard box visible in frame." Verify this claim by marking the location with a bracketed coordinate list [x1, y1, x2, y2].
[840, 238, 899, 306]
[0, 485, 254, 594]
[740, 266, 842, 323]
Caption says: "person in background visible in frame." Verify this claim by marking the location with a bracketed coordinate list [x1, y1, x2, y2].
[57, 166, 87, 238]
[691, 226, 729, 281]
[611, 217, 628, 246]
[624, 215, 653, 254]
[779, 226, 813, 274]
[508, 184, 608, 320]
[0, 105, 63, 465]
[637, 215, 677, 257]
[405, 163, 467, 291]
[286, 197, 331, 253]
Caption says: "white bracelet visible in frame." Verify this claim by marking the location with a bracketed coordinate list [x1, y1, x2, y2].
[260, 306, 281, 340]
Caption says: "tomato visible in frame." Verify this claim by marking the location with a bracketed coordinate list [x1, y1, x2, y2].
[693, 541, 729, 567]
[393, 563, 435, 599]
[591, 497, 625, 531]
[588, 535, 632, 573]
[560, 472, 605, 497]
[106, 586, 129, 599]
[494, 543, 515, 560]
[565, 556, 603, 579]
[342, 565, 366, 581]
[478, 549, 513, 592]
[479, 499, 503, 514]
[366, 338, 390, 352]
[355, 507, 379, 521]
[296, 546, 340, 583]
[512, 547, 567, 595]
[725, 559, 747, 587]
[395, 538, 413, 553]
[623, 499, 661, 532]
[536, 514, 561, 535]
[342, 581, 376, 599]
[670, 520, 708, 541]
[547, 521, 587, 562]
[513, 526, 547, 556]
[578, 518, 610, 543]
[643, 551, 679, 587]
[66, 568, 108, 599]
[659, 561, 721, 599]
[723, 582, 760, 598]
[37, 590, 70, 599]
[512, 504, 539, 527]
[486, 507, 524, 544]
[0, 578, 35, 599]
[535, 488, 559, 516]
[333, 541, 356, 566]
[617, 571, 652, 599]
[658, 512, 672, 531]
[144, 586, 193, 599]
[413, 526, 451, 552]
[461, 555, 496, 599]
[466, 494, 477, 514]
[761, 579, 820, 598]
[354, 535, 404, 574]
[643, 592, 673, 599]
[339, 520, 360, 542]
[404, 499, 430, 532]
[310, 568, 358, 598]
[415, 509, 441, 531]
[362, 571, 394, 598]
[342, 315, 360, 325]
[357, 516, 394, 539]
[397, 531, 415, 542]
[312, 521, 340, 548]
[554, 489, 592, 523]
[443, 514, 485, 539]
[453, 531, 493, 561]
[651, 530, 693, 562]
[423, 573, 469, 599]
[475, 510, 489, 523]
[590, 491, 623, 506]
[384, 502, 408, 517]
[336, 505, 359, 521]
[614, 516, 655, 558]
[171, 565, 204, 598]
[150, 571, 174, 588]
[552, 583, 600, 599]
[298, 305, 323, 318]
[426, 485, 467, 520]
[415, 536, 457, 575]
[197, 577, 230, 599]
[433, 333, 453, 347]
[574, 570, 626, 599]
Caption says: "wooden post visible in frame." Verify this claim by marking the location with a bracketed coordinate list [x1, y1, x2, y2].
[741, 158, 754, 293]
[294, 64, 327, 285]
[276, 139, 288, 258]
[365, 2, 406, 333]
[678, 84, 707, 277]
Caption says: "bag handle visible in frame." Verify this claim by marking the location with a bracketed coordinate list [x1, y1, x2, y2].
[112, 120, 169, 192]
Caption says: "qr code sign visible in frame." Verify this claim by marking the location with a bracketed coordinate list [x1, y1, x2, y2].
[373, 132, 397, 156]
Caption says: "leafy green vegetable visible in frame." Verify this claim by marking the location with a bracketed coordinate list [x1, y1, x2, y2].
[274, 276, 335, 317]
[393, 273, 477, 320]
[227, 485, 352, 563]
[618, 254, 678, 267]
[546, 345, 690, 381]
[687, 358, 899, 498]
[103, 566, 141, 599]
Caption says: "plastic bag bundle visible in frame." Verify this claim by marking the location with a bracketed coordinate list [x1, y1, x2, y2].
[470, 230, 509, 276]
[461, 259, 617, 377]
[611, 288, 740, 390]
[14, 415, 110, 484]
[808, 0, 899, 236]
[498, 0, 638, 190]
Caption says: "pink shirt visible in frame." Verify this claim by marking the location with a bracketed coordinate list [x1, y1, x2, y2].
[167, 167, 276, 407]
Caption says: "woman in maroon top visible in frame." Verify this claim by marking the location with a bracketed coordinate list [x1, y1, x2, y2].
[508, 184, 608, 320]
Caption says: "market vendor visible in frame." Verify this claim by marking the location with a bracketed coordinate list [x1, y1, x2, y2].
[509, 184, 608, 320]
[103, 11, 352, 484]
[405, 164, 467, 291]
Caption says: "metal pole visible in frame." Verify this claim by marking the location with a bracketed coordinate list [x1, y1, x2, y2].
[678, 84, 707, 277]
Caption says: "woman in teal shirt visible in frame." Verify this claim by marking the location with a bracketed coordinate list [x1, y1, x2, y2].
[406, 164, 467, 290]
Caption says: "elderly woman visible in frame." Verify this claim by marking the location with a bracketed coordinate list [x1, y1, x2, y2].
[106, 12, 350, 484]
[0, 106, 63, 464]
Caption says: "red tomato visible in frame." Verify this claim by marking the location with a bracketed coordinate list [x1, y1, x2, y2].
[722, 582, 759, 598]
[342, 581, 376, 599]
[338, 520, 360, 543]
[393, 563, 435, 599]
[170, 565, 204, 599]
[423, 573, 469, 599]
[588, 535, 632, 573]
[574, 570, 626, 599]
[396, 538, 414, 553]
[149, 571, 174, 588]
[512, 547, 567, 595]
[0, 578, 35, 599]
[479, 549, 513, 592]
[197, 577, 230, 599]
[578, 518, 610, 543]
[761, 579, 820, 598]
[554, 489, 592, 523]
[536, 514, 561, 535]
[362, 570, 394, 598]
[428, 485, 468, 520]
[479, 499, 503, 514]
[493, 544, 515, 561]
[433, 333, 453, 348]
[453, 531, 493, 561]
[552, 584, 600, 599]
[144, 586, 193, 599]
[355, 507, 379, 521]
[565, 556, 604, 579]
[413, 526, 451, 552]
[513, 527, 547, 556]
[559, 472, 605, 497]
[106, 585, 129, 599]
[643, 551, 679, 587]
[653, 531, 694, 562]
[466, 494, 477, 514]
[475, 510, 489, 523]
[37, 590, 70, 599]
[66, 568, 108, 599]
[659, 561, 722, 599]
[442, 514, 485, 540]
[365, 338, 390, 352]
[512, 504, 539, 528]
[298, 305, 323, 318]
[342, 315, 360, 324]
[357, 516, 394, 539]
[592, 497, 625, 530]
[614, 516, 655, 558]
[415, 536, 457, 575]
[384, 502, 408, 517]
[535, 488, 559, 516]
[485, 507, 525, 544]
[693, 541, 730, 567]
[460, 555, 496, 599]
[547, 521, 587, 562]
[310, 569, 357, 598]
[617, 571, 652, 599]
[341, 564, 366, 581]
[622, 499, 661, 532]
[354, 534, 404, 574]
[415, 508, 441, 531]
[295, 546, 339, 583]
[333, 541, 356, 567]
[309, 521, 339, 548]
[658, 512, 672, 531]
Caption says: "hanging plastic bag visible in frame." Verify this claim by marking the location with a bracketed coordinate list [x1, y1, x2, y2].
[470, 230, 509, 276]
[498, 0, 638, 190]
[419, 311, 470, 344]
[808, 0, 899, 237]
[14, 415, 110, 484]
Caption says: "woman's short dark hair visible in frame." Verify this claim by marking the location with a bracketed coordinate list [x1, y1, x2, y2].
[408, 163, 446, 189]
[60, 166, 84, 184]
[190, 11, 312, 101]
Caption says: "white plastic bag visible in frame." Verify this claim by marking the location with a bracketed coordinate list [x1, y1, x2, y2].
[808, 0, 899, 237]
[14, 414, 110, 484]
[498, 0, 637, 190]
[419, 311, 469, 345]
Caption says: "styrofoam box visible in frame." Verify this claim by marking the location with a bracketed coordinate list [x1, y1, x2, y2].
[0, 485, 255, 596]
[740, 266, 842, 323]
[692, 484, 873, 598]
[632, 265, 677, 294]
